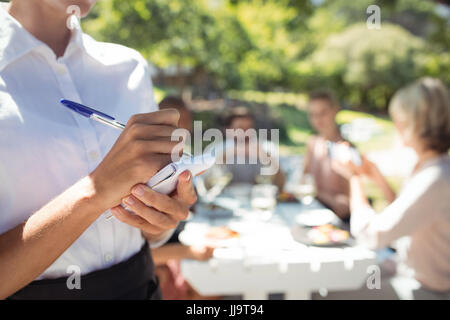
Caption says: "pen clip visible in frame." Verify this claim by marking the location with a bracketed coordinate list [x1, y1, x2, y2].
[91, 114, 126, 130]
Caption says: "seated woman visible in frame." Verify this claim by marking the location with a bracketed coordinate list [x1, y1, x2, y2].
[303, 91, 355, 220]
[329, 78, 450, 299]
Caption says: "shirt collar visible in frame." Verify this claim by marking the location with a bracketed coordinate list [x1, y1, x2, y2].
[0, 4, 41, 72]
[0, 4, 99, 72]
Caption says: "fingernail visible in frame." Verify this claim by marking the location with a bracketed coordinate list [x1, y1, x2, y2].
[124, 196, 135, 206]
[183, 171, 192, 182]
[132, 185, 145, 197]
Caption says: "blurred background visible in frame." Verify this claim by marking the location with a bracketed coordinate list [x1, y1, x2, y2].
[82, 0, 449, 211]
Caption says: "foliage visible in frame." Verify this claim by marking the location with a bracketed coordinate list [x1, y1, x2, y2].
[83, 0, 450, 111]
[83, 0, 309, 92]
[305, 23, 427, 111]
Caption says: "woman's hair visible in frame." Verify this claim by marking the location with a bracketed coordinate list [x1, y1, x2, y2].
[389, 77, 450, 153]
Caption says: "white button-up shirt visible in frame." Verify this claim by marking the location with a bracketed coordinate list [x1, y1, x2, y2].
[0, 6, 159, 279]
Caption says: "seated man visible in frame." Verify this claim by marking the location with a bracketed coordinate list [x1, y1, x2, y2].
[303, 90, 352, 220]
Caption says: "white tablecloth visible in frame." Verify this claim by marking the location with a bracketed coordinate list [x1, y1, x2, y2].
[180, 198, 377, 299]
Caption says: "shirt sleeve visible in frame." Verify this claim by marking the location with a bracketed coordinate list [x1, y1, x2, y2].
[350, 166, 447, 249]
[148, 228, 177, 249]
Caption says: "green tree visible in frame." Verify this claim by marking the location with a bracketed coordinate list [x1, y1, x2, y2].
[308, 23, 427, 111]
[83, 0, 313, 93]
[82, 0, 449, 108]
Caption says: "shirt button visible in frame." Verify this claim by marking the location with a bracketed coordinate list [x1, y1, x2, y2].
[56, 64, 67, 75]
[104, 253, 113, 263]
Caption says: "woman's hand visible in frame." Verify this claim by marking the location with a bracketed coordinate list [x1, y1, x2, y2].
[330, 142, 378, 180]
[90, 109, 182, 210]
[111, 170, 197, 237]
[333, 144, 396, 204]
[333, 155, 378, 179]
[358, 156, 380, 180]
[331, 158, 360, 180]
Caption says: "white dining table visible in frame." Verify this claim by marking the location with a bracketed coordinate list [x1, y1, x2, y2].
[179, 196, 377, 300]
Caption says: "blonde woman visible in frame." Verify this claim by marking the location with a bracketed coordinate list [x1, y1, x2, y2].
[321, 77, 450, 300]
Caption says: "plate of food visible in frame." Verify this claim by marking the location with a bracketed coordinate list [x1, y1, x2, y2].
[179, 225, 240, 247]
[291, 224, 351, 247]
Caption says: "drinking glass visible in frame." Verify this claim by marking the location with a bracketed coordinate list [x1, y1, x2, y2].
[251, 184, 278, 221]
[299, 173, 316, 205]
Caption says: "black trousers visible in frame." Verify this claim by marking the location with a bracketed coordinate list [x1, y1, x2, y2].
[8, 242, 161, 300]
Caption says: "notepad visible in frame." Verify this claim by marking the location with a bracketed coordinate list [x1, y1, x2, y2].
[147, 153, 216, 195]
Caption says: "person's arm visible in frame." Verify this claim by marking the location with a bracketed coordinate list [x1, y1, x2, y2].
[301, 137, 315, 181]
[370, 169, 396, 204]
[0, 109, 192, 299]
[0, 176, 106, 299]
[348, 175, 371, 213]
[273, 169, 286, 191]
[349, 168, 446, 249]
[152, 243, 214, 266]
[361, 157, 396, 204]
[316, 190, 350, 220]
[152, 244, 191, 266]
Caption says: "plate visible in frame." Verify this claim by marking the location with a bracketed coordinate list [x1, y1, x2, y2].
[295, 209, 337, 227]
[179, 226, 240, 248]
[291, 224, 351, 247]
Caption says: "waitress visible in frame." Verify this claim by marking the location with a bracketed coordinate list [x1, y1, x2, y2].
[0, 0, 197, 299]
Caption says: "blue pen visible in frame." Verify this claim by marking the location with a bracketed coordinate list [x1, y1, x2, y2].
[60, 97, 192, 168]
[60, 99, 126, 130]
[60, 99, 192, 160]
